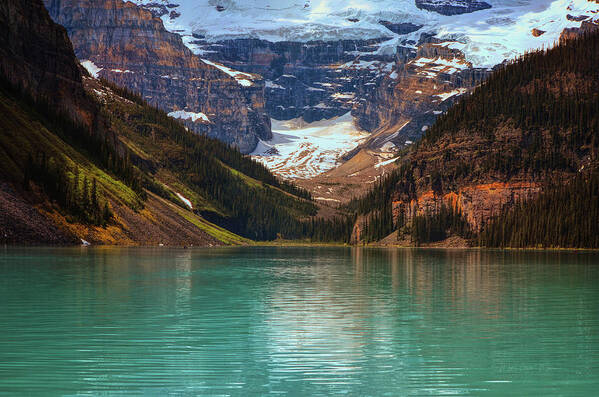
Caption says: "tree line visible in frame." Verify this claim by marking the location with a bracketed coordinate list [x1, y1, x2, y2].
[333, 32, 599, 247]
[479, 172, 599, 248]
[23, 152, 112, 226]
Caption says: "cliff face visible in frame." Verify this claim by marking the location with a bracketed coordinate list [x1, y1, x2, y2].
[64, 0, 598, 160]
[351, 41, 491, 151]
[560, 20, 599, 43]
[43, 0, 271, 153]
[414, 0, 492, 16]
[0, 0, 93, 127]
[199, 34, 493, 154]
[198, 38, 394, 123]
[386, 122, 550, 235]
[392, 182, 541, 233]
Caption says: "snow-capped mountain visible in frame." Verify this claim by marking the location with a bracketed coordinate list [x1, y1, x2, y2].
[131, 0, 598, 180]
[134, 0, 598, 68]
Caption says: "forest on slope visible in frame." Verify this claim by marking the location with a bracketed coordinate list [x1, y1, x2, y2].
[0, 0, 353, 245]
[345, 30, 599, 248]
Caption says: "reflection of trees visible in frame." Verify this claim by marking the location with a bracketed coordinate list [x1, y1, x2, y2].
[350, 248, 510, 320]
[3, 247, 597, 394]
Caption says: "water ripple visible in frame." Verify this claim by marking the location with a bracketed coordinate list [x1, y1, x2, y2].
[0, 247, 598, 395]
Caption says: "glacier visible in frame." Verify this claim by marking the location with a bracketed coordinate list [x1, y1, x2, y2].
[132, 0, 599, 68]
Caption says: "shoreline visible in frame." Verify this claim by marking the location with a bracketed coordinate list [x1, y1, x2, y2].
[2, 241, 599, 252]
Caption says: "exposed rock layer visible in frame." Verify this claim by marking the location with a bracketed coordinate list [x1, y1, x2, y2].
[43, 0, 271, 153]
[415, 0, 492, 16]
[198, 38, 393, 122]
[351, 41, 491, 152]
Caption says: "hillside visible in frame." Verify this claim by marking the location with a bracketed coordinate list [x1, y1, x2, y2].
[346, 29, 599, 247]
[0, 0, 320, 245]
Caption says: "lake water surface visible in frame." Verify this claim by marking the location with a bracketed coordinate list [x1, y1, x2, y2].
[1, 247, 598, 395]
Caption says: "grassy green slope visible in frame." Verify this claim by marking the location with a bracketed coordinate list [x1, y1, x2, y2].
[0, 84, 251, 245]
[94, 79, 318, 241]
[0, 65, 323, 244]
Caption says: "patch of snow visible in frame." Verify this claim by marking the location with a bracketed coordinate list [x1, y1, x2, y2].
[435, 88, 468, 102]
[380, 141, 396, 153]
[332, 93, 355, 100]
[202, 58, 256, 86]
[266, 80, 285, 89]
[176, 192, 193, 209]
[251, 112, 369, 179]
[315, 197, 341, 202]
[92, 89, 106, 97]
[168, 110, 211, 123]
[412, 57, 436, 67]
[375, 156, 399, 169]
[81, 60, 102, 78]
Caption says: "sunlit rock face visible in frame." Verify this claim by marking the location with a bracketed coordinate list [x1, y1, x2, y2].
[43, 0, 272, 153]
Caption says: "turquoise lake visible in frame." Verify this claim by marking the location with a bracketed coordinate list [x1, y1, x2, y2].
[0, 247, 598, 395]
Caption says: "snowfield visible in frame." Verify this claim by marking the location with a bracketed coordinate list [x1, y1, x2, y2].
[126, 0, 599, 179]
[132, 0, 599, 68]
[251, 113, 369, 179]
[200, 59, 257, 87]
[168, 110, 211, 123]
[81, 60, 102, 78]
[175, 192, 193, 209]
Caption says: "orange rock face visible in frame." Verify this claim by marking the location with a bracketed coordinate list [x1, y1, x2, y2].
[392, 181, 541, 232]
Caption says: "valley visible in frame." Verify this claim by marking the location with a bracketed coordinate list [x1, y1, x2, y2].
[1, 0, 599, 248]
[3, 2, 599, 394]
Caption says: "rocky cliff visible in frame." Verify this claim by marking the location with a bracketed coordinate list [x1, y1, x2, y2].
[351, 39, 491, 152]
[415, 0, 491, 16]
[43, 0, 271, 153]
[197, 34, 489, 152]
[196, 37, 394, 123]
[57, 0, 598, 161]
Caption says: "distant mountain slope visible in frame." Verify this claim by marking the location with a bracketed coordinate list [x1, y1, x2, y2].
[0, 0, 319, 245]
[135, 0, 595, 67]
[346, 29, 599, 247]
[129, 0, 599, 157]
